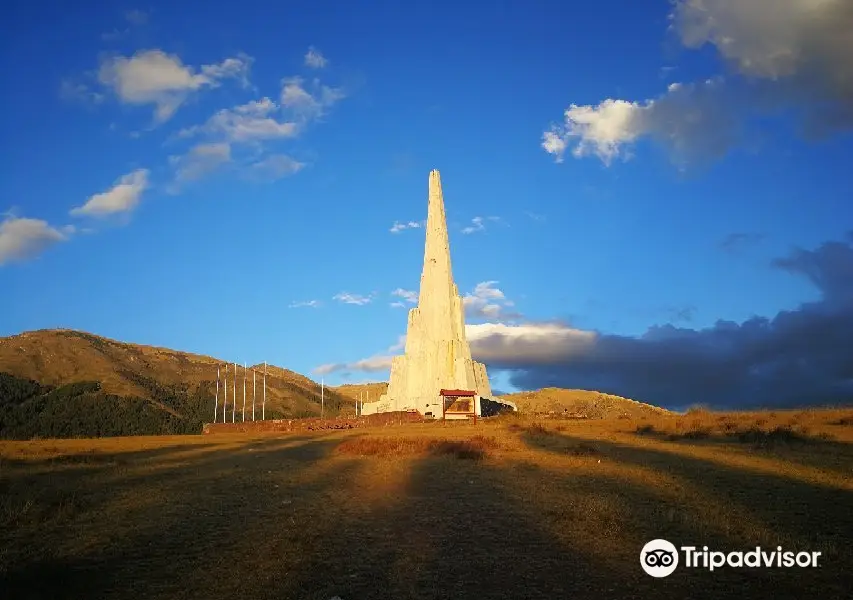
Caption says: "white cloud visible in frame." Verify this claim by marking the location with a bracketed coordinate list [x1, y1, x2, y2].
[390, 220, 423, 233]
[543, 0, 853, 165]
[469, 281, 504, 301]
[0, 216, 72, 265]
[170, 143, 231, 183]
[391, 288, 418, 304]
[180, 97, 293, 145]
[173, 98, 306, 186]
[462, 216, 485, 234]
[250, 154, 305, 180]
[541, 131, 568, 162]
[281, 76, 345, 120]
[543, 79, 742, 166]
[60, 80, 105, 104]
[124, 9, 148, 25]
[333, 292, 373, 305]
[463, 281, 520, 321]
[461, 216, 501, 234]
[172, 65, 344, 186]
[97, 49, 252, 122]
[390, 282, 516, 315]
[71, 169, 149, 217]
[542, 99, 643, 165]
[315, 354, 394, 375]
[350, 355, 395, 371]
[304, 46, 328, 69]
[101, 9, 149, 41]
[388, 335, 406, 352]
[313, 336, 404, 375]
[290, 300, 321, 308]
[467, 322, 598, 365]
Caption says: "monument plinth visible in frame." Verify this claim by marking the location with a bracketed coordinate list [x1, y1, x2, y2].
[362, 170, 492, 418]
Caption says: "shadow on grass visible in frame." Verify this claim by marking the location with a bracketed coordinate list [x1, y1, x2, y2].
[3, 429, 852, 600]
[269, 445, 853, 599]
[0, 434, 349, 599]
[632, 423, 853, 479]
[521, 430, 852, 591]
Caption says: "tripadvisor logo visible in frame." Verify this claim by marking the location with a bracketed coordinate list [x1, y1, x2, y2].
[641, 539, 679, 577]
[640, 539, 822, 577]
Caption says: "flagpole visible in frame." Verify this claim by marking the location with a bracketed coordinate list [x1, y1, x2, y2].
[223, 364, 228, 423]
[242, 362, 247, 422]
[252, 368, 256, 422]
[262, 361, 267, 420]
[232, 362, 237, 423]
[214, 365, 220, 422]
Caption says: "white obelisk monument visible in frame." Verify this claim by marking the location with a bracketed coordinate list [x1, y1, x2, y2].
[363, 169, 491, 417]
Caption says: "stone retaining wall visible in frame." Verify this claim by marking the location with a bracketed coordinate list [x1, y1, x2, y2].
[203, 410, 425, 435]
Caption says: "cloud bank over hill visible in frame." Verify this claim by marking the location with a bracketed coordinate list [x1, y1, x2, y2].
[469, 234, 853, 409]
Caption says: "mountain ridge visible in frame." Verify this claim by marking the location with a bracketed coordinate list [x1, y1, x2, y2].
[0, 328, 351, 438]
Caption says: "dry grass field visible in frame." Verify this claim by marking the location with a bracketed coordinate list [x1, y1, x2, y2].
[2, 408, 852, 599]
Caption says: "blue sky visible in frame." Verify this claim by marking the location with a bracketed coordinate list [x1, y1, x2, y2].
[2, 0, 852, 408]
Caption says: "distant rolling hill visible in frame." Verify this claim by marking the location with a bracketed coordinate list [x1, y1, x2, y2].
[501, 387, 670, 418]
[332, 382, 389, 403]
[0, 329, 351, 439]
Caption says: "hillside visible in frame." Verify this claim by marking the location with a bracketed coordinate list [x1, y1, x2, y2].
[332, 382, 389, 403]
[0, 329, 352, 439]
[500, 387, 670, 418]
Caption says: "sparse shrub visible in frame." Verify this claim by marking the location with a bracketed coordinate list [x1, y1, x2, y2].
[735, 425, 820, 448]
[636, 424, 656, 435]
[685, 404, 710, 416]
[679, 427, 712, 440]
[831, 416, 853, 426]
[721, 420, 738, 433]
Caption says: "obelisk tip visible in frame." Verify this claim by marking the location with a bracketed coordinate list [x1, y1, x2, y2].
[429, 169, 442, 194]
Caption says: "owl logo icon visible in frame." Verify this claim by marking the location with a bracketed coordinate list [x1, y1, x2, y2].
[641, 539, 679, 577]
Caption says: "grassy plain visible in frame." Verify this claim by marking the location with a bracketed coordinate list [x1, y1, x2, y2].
[2, 408, 852, 599]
